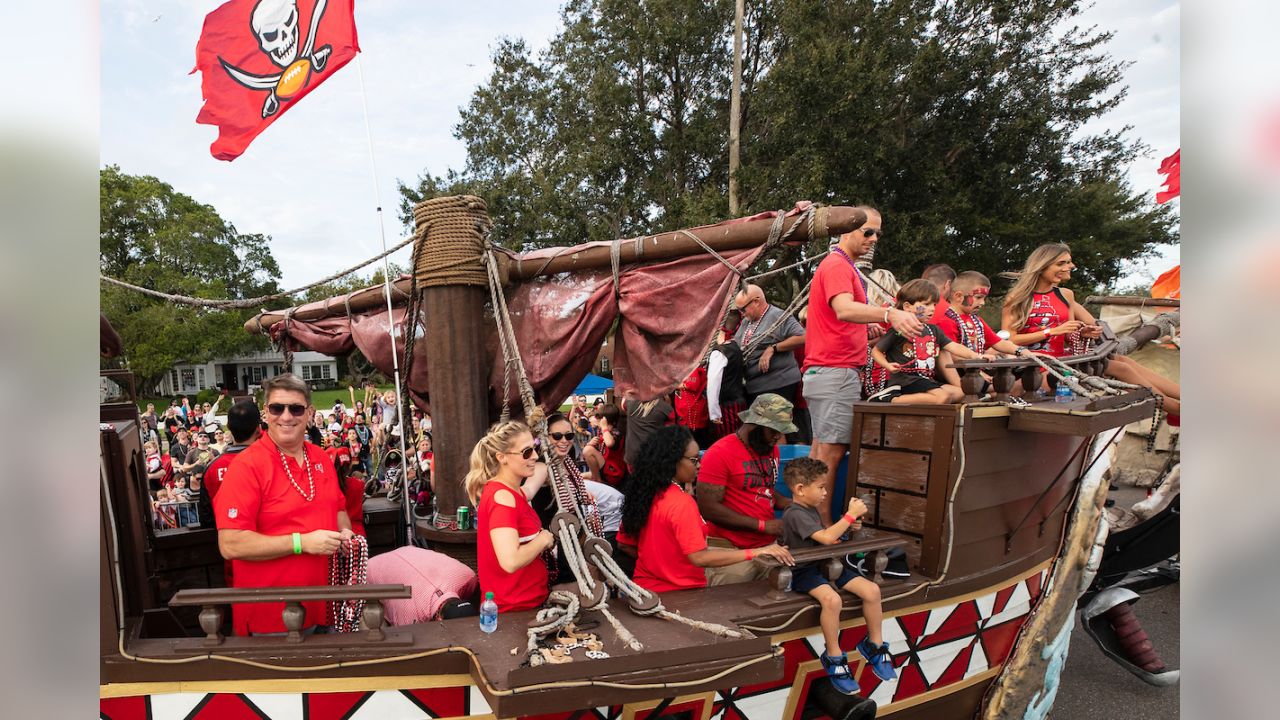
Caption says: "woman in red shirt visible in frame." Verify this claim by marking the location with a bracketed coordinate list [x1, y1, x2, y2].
[466, 421, 556, 612]
[1002, 243, 1180, 417]
[582, 403, 626, 488]
[617, 426, 792, 594]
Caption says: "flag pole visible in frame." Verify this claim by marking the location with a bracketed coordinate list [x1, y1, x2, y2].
[354, 53, 414, 541]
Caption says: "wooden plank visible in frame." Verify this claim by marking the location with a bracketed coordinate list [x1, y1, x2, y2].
[1008, 399, 1154, 436]
[856, 449, 930, 494]
[170, 584, 411, 606]
[881, 414, 939, 452]
[877, 492, 929, 535]
[860, 413, 883, 447]
[944, 512, 1067, 580]
[920, 411, 957, 577]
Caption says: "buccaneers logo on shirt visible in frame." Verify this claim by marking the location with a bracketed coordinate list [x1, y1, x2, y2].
[738, 457, 777, 506]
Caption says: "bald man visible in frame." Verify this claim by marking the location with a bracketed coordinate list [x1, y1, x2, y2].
[922, 264, 956, 324]
[732, 284, 807, 409]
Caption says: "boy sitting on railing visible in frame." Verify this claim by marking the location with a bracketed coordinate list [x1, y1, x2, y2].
[782, 458, 896, 695]
[867, 279, 970, 404]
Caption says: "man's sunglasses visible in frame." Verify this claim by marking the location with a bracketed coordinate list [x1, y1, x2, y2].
[548, 432, 573, 441]
[507, 445, 537, 460]
[861, 228, 884, 238]
[266, 403, 308, 417]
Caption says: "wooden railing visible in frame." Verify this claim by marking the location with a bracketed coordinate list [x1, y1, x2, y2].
[748, 530, 907, 607]
[947, 322, 1128, 408]
[169, 584, 411, 645]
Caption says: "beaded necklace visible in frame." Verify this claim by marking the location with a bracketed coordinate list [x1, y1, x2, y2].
[278, 448, 316, 502]
[328, 534, 369, 633]
[830, 246, 869, 298]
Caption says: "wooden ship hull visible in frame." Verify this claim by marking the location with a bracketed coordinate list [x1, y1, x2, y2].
[100, 200, 1156, 719]
[102, 393, 1147, 719]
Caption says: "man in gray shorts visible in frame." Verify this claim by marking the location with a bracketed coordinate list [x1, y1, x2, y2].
[801, 207, 924, 523]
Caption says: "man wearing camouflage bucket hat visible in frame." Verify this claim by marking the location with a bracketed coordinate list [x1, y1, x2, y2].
[695, 393, 798, 586]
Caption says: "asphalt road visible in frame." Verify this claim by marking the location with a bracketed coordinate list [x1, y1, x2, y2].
[1052, 486, 1180, 719]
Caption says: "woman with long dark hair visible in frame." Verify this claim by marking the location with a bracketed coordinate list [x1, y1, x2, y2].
[582, 402, 626, 487]
[618, 426, 792, 593]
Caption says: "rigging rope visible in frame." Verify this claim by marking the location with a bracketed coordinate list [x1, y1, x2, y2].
[99, 234, 416, 310]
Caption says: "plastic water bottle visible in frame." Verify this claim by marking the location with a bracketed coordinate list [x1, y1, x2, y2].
[479, 592, 498, 633]
[1055, 371, 1074, 404]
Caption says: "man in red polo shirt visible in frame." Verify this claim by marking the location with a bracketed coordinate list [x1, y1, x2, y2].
[695, 393, 798, 586]
[214, 374, 353, 636]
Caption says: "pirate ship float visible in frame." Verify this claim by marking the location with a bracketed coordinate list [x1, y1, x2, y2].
[100, 198, 1176, 720]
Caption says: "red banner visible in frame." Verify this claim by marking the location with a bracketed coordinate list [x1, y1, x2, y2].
[1155, 149, 1180, 203]
[193, 0, 359, 161]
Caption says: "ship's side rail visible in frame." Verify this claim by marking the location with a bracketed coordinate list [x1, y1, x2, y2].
[948, 323, 1122, 407]
[169, 585, 411, 645]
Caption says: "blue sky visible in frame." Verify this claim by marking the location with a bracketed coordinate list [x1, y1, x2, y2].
[100, 0, 1179, 290]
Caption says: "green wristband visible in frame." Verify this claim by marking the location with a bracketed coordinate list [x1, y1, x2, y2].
[292, 532, 302, 555]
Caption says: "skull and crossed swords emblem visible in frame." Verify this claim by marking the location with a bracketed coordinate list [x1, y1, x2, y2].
[220, 0, 333, 118]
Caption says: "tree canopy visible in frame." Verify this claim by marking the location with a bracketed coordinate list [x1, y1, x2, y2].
[99, 165, 284, 393]
[398, 0, 1176, 295]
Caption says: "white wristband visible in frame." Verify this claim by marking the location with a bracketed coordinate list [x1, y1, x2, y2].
[883, 308, 890, 324]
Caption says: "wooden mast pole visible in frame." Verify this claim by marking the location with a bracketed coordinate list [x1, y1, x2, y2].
[728, 0, 744, 215]
[409, 197, 494, 554]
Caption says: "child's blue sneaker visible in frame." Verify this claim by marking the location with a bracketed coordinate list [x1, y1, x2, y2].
[820, 653, 861, 695]
[857, 638, 897, 681]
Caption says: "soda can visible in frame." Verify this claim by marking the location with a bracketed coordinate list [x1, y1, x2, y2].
[457, 506, 471, 531]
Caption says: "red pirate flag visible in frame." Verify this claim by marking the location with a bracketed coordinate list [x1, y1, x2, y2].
[194, 0, 359, 161]
[1155, 149, 1180, 203]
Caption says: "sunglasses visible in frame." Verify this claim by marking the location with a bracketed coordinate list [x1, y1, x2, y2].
[266, 403, 308, 417]
[548, 432, 573, 441]
[861, 228, 883, 238]
[506, 445, 537, 460]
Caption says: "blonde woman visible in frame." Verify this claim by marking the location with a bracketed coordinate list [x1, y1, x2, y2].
[466, 421, 555, 612]
[1001, 243, 1180, 417]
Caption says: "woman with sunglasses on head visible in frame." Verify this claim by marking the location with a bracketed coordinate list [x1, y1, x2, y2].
[1002, 243, 1181, 419]
[617, 426, 793, 593]
[466, 421, 556, 613]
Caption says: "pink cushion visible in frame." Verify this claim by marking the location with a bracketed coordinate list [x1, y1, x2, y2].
[366, 546, 478, 625]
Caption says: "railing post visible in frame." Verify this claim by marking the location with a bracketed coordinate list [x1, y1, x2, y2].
[991, 367, 1015, 401]
[960, 369, 984, 400]
[198, 605, 224, 646]
[362, 600, 386, 641]
[282, 602, 306, 643]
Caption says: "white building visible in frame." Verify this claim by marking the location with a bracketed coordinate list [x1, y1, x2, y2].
[156, 350, 340, 396]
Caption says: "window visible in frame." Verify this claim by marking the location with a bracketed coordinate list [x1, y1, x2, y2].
[181, 369, 195, 389]
[300, 364, 332, 381]
[301, 365, 312, 381]
[320, 364, 332, 379]
[599, 357, 610, 373]
[197, 368, 206, 389]
[170, 369, 179, 392]
[251, 366, 264, 383]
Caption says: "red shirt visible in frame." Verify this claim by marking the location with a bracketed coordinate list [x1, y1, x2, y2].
[1021, 289, 1071, 356]
[590, 434, 628, 487]
[935, 309, 1002, 354]
[803, 253, 869, 370]
[477, 481, 549, 612]
[213, 435, 345, 635]
[617, 485, 709, 593]
[674, 366, 710, 430]
[697, 433, 778, 549]
[929, 298, 951, 325]
[343, 477, 366, 537]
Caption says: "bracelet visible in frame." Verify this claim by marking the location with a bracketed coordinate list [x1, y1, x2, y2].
[1043, 327, 1054, 337]
[757, 518, 767, 533]
[883, 308, 890, 324]
[842, 513, 856, 525]
[292, 532, 302, 555]
[744, 548, 754, 561]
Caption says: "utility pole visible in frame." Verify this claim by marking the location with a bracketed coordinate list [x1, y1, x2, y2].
[728, 0, 744, 216]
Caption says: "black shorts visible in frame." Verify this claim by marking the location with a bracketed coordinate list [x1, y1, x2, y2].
[791, 562, 864, 594]
[897, 375, 944, 395]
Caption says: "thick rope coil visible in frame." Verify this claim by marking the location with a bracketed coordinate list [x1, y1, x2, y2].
[413, 196, 491, 288]
[526, 591, 581, 666]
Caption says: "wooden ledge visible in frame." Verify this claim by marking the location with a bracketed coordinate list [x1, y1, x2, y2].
[170, 584, 411, 606]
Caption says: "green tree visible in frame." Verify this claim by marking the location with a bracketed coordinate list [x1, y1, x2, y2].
[399, 0, 1176, 296]
[99, 165, 285, 393]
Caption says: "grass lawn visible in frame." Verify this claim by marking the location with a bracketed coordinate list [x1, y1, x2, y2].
[137, 386, 395, 415]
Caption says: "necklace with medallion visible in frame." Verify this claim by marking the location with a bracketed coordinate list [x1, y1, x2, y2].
[279, 448, 316, 502]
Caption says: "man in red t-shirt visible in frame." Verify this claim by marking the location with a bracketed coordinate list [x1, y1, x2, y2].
[214, 374, 353, 636]
[802, 207, 924, 523]
[695, 393, 798, 586]
[921, 264, 956, 324]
